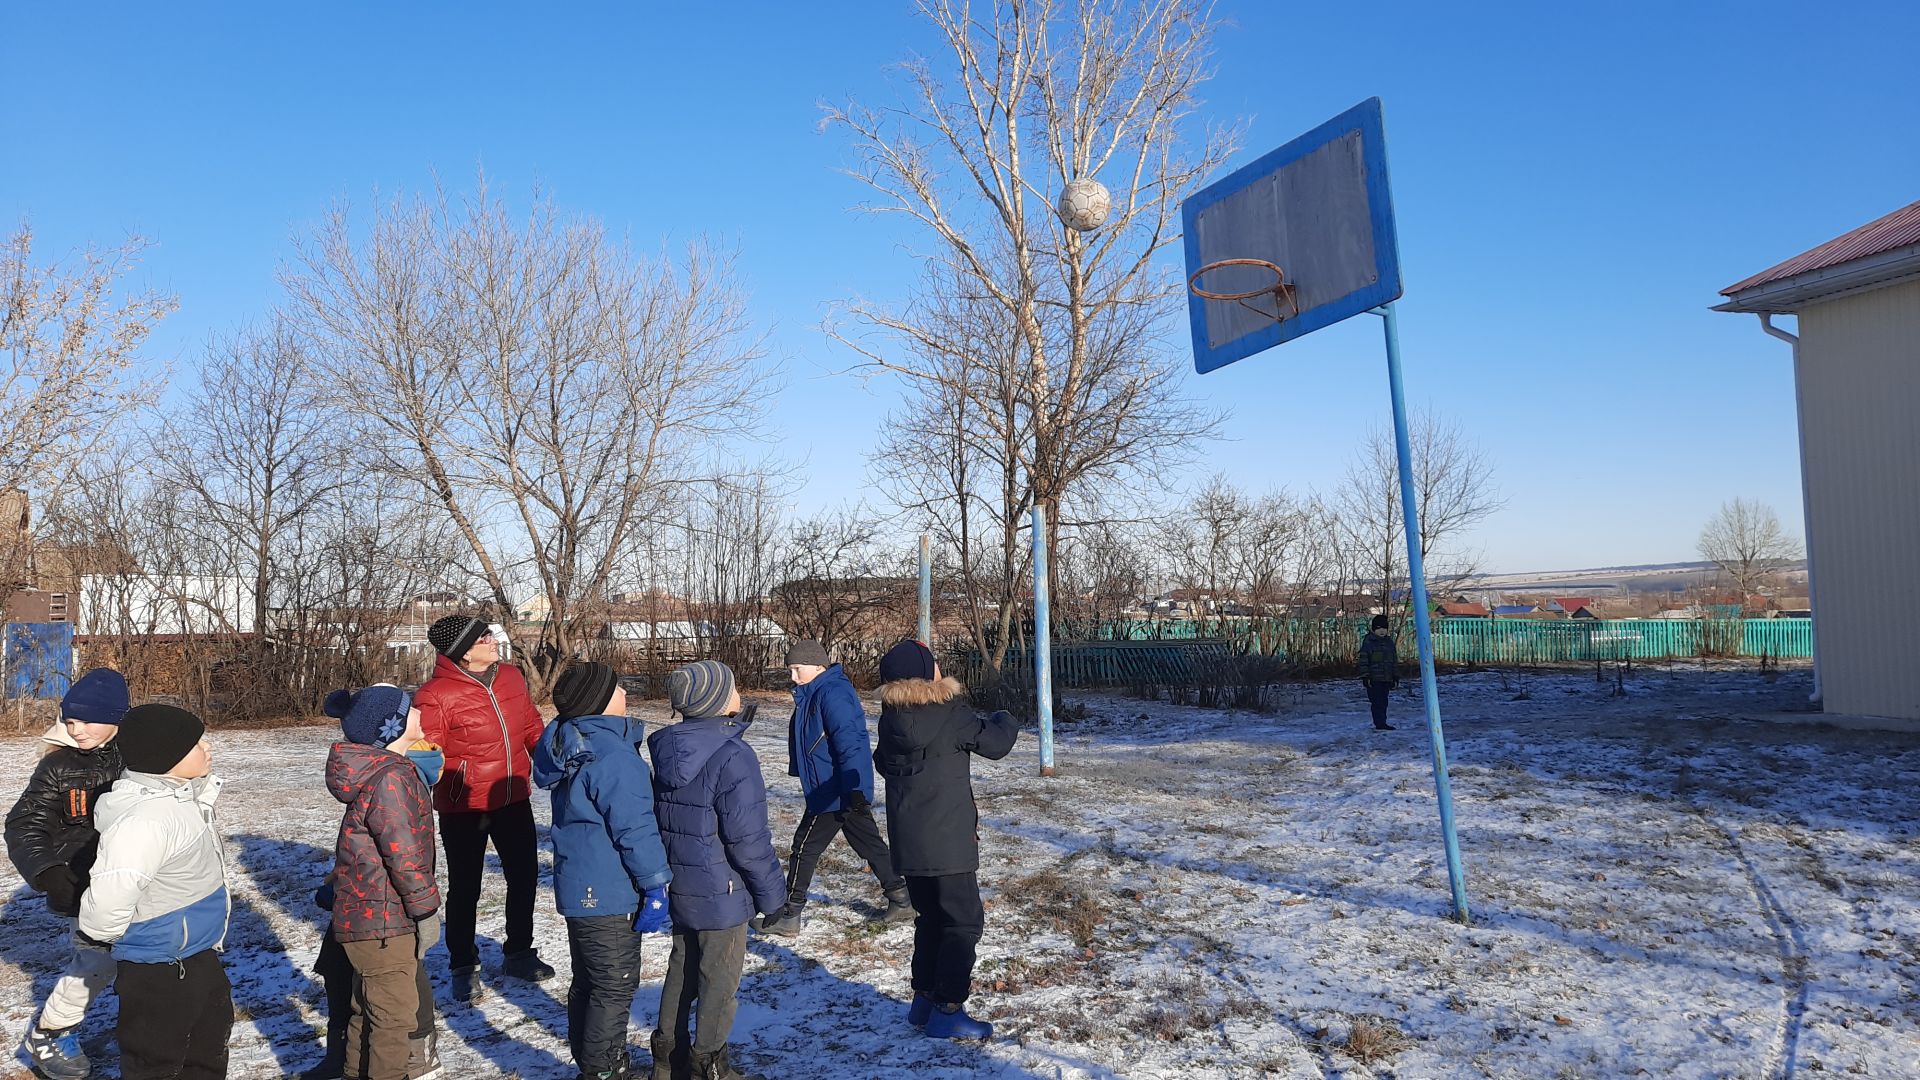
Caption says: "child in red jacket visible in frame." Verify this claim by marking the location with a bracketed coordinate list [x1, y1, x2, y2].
[325, 685, 444, 1080]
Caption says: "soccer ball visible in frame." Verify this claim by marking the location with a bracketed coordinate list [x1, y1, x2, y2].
[1056, 179, 1112, 232]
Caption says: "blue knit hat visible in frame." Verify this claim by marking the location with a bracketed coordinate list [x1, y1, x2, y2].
[325, 684, 412, 746]
[62, 668, 130, 726]
[667, 660, 735, 719]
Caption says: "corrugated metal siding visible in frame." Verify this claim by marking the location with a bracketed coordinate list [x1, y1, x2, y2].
[1797, 278, 1920, 720]
[1724, 200, 1920, 295]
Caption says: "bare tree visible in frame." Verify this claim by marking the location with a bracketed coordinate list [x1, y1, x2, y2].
[162, 319, 351, 647]
[1338, 412, 1502, 618]
[1, 224, 172, 603]
[1159, 475, 1243, 635]
[770, 508, 911, 653]
[828, 0, 1235, 684]
[1698, 497, 1802, 601]
[282, 178, 770, 697]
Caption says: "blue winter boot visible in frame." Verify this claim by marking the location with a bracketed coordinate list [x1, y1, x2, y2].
[924, 1003, 993, 1041]
[906, 992, 934, 1027]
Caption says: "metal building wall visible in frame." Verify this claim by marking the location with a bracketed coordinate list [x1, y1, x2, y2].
[1797, 277, 1920, 720]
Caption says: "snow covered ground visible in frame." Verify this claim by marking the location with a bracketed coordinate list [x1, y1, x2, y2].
[3, 665, 1918, 1079]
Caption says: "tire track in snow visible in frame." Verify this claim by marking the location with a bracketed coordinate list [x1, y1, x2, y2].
[1687, 804, 1809, 1080]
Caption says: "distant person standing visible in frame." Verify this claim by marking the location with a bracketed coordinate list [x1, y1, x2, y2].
[416, 615, 554, 999]
[1358, 614, 1398, 731]
[755, 640, 913, 936]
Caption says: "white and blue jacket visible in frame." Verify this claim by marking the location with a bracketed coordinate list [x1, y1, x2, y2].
[78, 771, 230, 964]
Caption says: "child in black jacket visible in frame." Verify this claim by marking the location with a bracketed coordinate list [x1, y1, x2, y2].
[871, 641, 1018, 1042]
[4, 669, 130, 1080]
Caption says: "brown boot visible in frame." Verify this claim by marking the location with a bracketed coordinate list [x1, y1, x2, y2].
[649, 1030, 690, 1080]
[692, 1047, 764, 1080]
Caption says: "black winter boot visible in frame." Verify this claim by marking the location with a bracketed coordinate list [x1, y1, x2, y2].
[502, 949, 556, 982]
[882, 886, 917, 924]
[649, 1030, 690, 1080]
[692, 1047, 764, 1080]
[299, 1023, 347, 1080]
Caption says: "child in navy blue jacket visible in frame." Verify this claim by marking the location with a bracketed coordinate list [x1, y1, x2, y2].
[532, 662, 673, 1080]
[647, 661, 782, 1080]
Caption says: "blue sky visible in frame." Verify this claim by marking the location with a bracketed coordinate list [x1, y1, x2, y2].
[6, 2, 1916, 573]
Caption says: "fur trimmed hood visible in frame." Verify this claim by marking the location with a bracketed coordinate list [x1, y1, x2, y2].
[878, 676, 964, 708]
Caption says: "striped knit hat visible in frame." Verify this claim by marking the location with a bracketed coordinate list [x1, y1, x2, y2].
[667, 660, 735, 719]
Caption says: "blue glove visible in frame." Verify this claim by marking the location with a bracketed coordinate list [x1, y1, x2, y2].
[314, 880, 336, 912]
[634, 886, 670, 934]
[407, 748, 445, 787]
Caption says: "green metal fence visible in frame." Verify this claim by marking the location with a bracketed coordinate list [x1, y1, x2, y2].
[1089, 616, 1813, 665]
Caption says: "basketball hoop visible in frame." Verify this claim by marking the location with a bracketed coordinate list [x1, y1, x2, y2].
[1187, 258, 1300, 323]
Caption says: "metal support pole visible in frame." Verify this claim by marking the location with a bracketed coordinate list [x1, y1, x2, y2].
[1032, 504, 1056, 776]
[1376, 302, 1470, 924]
[917, 534, 933, 646]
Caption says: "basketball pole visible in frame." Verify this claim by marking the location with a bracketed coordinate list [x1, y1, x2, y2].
[1032, 503, 1056, 777]
[1374, 301, 1471, 925]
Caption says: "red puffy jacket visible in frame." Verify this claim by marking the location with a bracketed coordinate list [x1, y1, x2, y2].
[416, 655, 544, 814]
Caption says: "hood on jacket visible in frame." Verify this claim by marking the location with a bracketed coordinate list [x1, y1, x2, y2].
[650, 716, 753, 789]
[40, 722, 83, 750]
[878, 676, 965, 709]
[326, 741, 410, 805]
[532, 713, 635, 790]
[95, 771, 220, 831]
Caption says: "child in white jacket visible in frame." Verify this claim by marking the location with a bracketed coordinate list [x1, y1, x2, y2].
[77, 705, 232, 1080]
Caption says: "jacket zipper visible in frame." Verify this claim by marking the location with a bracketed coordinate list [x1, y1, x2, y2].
[458, 666, 516, 790]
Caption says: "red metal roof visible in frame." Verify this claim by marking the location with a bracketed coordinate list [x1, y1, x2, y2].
[1552, 597, 1597, 614]
[1722, 199, 1920, 296]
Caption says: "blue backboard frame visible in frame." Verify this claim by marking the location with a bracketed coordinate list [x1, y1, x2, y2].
[1183, 97, 1403, 374]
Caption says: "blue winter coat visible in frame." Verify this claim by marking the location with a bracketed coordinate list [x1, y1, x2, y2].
[787, 664, 876, 815]
[532, 714, 672, 919]
[646, 716, 784, 931]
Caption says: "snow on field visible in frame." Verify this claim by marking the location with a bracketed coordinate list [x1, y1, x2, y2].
[3, 665, 1918, 1079]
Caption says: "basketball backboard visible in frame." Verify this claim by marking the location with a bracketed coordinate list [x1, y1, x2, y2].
[1182, 97, 1402, 374]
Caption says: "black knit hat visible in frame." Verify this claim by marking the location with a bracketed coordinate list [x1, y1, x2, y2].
[784, 639, 830, 668]
[1371, 614, 1391, 630]
[552, 662, 619, 719]
[878, 639, 936, 683]
[428, 615, 489, 661]
[117, 704, 206, 774]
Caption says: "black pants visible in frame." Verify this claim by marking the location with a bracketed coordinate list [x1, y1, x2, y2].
[657, 924, 747, 1055]
[116, 950, 233, 1080]
[904, 873, 984, 1006]
[1366, 682, 1392, 727]
[565, 915, 642, 1073]
[316, 931, 433, 1040]
[439, 799, 539, 969]
[784, 806, 905, 908]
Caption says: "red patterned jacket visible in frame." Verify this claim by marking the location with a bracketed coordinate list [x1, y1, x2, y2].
[327, 741, 439, 942]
